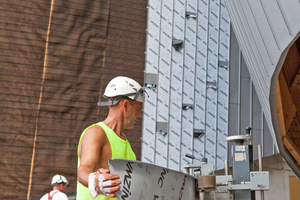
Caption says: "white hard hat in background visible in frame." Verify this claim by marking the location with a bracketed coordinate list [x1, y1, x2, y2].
[98, 76, 148, 106]
[51, 174, 68, 186]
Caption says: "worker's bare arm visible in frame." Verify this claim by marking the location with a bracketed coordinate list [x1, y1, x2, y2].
[77, 126, 106, 187]
[77, 125, 122, 198]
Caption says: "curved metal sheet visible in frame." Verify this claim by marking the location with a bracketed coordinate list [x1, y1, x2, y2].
[108, 159, 197, 200]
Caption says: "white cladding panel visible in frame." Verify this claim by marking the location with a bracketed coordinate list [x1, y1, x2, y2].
[216, 1, 230, 170]
[205, 0, 219, 167]
[181, 0, 197, 171]
[193, 0, 209, 163]
[155, 0, 174, 167]
[142, 0, 230, 172]
[168, 69, 183, 171]
[142, 0, 161, 164]
[168, 0, 186, 171]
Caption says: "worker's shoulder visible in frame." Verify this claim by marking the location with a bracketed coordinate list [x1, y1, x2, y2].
[39, 193, 48, 200]
[86, 124, 105, 132]
[39, 191, 68, 200]
[83, 124, 107, 139]
[53, 191, 68, 200]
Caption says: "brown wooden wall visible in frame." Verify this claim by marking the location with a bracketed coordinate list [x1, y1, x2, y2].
[276, 37, 300, 171]
[0, 0, 147, 199]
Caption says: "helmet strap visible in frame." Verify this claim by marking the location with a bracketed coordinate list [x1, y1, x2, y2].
[97, 96, 128, 107]
[97, 88, 149, 106]
[132, 88, 149, 101]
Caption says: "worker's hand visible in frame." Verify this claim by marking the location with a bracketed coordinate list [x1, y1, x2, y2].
[88, 168, 121, 198]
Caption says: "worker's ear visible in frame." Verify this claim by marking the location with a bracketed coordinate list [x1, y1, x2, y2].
[122, 99, 130, 111]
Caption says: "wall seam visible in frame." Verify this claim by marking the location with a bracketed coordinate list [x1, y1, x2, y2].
[27, 0, 55, 199]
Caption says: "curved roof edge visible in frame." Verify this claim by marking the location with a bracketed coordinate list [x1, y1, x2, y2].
[225, 0, 300, 178]
[270, 44, 300, 178]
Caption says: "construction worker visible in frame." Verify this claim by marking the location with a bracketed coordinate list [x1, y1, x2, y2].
[76, 76, 147, 200]
[40, 174, 69, 200]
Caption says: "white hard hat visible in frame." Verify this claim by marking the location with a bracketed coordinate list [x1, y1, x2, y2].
[51, 174, 68, 186]
[100, 76, 147, 106]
